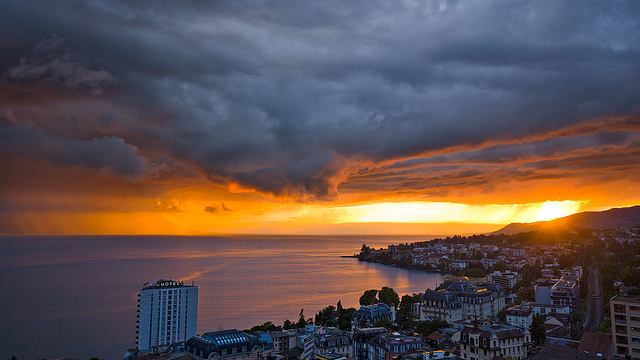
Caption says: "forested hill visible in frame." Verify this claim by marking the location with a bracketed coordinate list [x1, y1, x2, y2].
[493, 205, 640, 235]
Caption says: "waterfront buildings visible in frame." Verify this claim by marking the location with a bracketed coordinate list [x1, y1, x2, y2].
[351, 304, 395, 329]
[416, 290, 464, 323]
[315, 330, 353, 358]
[365, 332, 425, 360]
[136, 279, 198, 351]
[459, 322, 531, 360]
[185, 329, 268, 360]
[353, 328, 386, 360]
[611, 294, 640, 358]
[415, 278, 506, 322]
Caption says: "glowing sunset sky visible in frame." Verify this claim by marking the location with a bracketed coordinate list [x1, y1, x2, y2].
[1, 1, 639, 235]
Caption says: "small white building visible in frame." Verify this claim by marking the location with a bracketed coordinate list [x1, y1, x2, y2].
[137, 279, 198, 351]
[505, 306, 533, 330]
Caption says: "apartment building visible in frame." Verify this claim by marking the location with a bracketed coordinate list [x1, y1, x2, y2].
[611, 295, 640, 359]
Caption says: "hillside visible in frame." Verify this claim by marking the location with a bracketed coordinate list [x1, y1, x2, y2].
[493, 205, 640, 235]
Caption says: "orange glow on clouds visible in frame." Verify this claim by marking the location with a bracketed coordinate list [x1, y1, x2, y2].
[332, 200, 584, 224]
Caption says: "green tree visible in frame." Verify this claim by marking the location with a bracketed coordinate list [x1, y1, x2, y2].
[315, 305, 339, 327]
[338, 308, 356, 330]
[396, 295, 416, 330]
[497, 305, 510, 322]
[247, 321, 283, 333]
[360, 244, 371, 258]
[297, 308, 307, 328]
[530, 314, 546, 345]
[283, 319, 295, 330]
[515, 288, 535, 304]
[379, 287, 400, 306]
[415, 319, 449, 339]
[373, 317, 394, 330]
[360, 289, 379, 305]
[493, 261, 508, 272]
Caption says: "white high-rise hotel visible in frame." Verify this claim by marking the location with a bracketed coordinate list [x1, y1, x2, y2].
[136, 279, 198, 350]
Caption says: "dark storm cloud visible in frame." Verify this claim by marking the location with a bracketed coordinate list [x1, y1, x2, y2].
[6, 35, 116, 89]
[1, 0, 639, 200]
[0, 124, 155, 180]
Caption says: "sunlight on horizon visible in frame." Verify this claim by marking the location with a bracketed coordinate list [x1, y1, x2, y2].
[334, 200, 583, 224]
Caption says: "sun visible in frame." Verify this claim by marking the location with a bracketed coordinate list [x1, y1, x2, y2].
[534, 201, 582, 222]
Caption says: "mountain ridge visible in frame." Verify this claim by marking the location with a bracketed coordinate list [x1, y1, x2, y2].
[492, 205, 640, 235]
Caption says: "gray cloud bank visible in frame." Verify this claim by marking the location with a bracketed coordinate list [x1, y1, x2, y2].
[1, 0, 639, 200]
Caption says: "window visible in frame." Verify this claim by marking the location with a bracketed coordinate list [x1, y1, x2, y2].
[616, 304, 628, 313]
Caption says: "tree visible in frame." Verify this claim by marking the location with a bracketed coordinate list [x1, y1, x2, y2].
[379, 287, 400, 306]
[360, 289, 379, 305]
[373, 318, 394, 330]
[415, 319, 449, 339]
[497, 305, 510, 322]
[247, 321, 283, 333]
[338, 308, 356, 331]
[396, 295, 416, 330]
[530, 314, 546, 345]
[297, 309, 307, 328]
[493, 261, 508, 272]
[283, 319, 295, 330]
[337, 300, 343, 313]
[315, 305, 338, 327]
[360, 244, 371, 258]
[515, 288, 535, 304]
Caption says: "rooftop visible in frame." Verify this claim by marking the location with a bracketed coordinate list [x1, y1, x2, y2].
[611, 294, 640, 303]
[141, 279, 195, 290]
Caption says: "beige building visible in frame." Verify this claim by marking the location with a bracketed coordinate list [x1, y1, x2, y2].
[611, 295, 640, 358]
[460, 322, 531, 360]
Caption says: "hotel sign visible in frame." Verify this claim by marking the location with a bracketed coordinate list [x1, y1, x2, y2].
[156, 280, 181, 287]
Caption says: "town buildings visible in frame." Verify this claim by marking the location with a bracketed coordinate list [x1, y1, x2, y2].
[136, 279, 198, 351]
[315, 330, 353, 358]
[415, 278, 506, 322]
[459, 322, 531, 360]
[365, 332, 425, 360]
[505, 305, 533, 330]
[611, 294, 640, 359]
[185, 329, 269, 360]
[534, 276, 579, 309]
[351, 304, 395, 329]
[353, 328, 386, 360]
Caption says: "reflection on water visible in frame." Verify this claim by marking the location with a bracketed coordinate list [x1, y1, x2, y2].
[0, 235, 443, 360]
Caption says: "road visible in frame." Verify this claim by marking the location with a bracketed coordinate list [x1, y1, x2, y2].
[582, 267, 604, 334]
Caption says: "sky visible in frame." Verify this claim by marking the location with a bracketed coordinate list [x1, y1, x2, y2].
[1, 0, 639, 235]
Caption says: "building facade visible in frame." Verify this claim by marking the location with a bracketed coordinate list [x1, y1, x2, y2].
[366, 333, 425, 360]
[351, 304, 395, 329]
[549, 277, 579, 309]
[315, 331, 353, 358]
[353, 328, 386, 360]
[611, 295, 640, 359]
[460, 323, 531, 360]
[137, 279, 198, 350]
[185, 329, 267, 360]
[418, 290, 464, 323]
[505, 306, 533, 330]
[416, 280, 505, 322]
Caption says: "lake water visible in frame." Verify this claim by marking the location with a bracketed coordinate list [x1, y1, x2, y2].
[0, 235, 443, 360]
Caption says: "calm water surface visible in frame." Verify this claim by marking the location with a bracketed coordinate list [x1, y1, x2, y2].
[0, 235, 443, 360]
